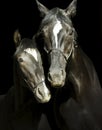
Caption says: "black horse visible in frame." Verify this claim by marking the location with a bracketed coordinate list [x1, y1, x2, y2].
[35, 0, 102, 129]
[0, 30, 51, 130]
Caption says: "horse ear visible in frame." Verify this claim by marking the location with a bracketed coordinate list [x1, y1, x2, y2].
[36, 0, 49, 17]
[13, 29, 21, 48]
[65, 0, 77, 18]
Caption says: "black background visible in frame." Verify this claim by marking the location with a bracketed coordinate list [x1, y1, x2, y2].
[0, 0, 102, 94]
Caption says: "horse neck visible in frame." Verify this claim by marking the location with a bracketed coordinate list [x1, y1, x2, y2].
[13, 62, 34, 112]
[67, 46, 102, 127]
[67, 46, 102, 100]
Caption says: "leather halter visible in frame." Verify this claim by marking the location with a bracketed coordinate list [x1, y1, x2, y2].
[46, 41, 75, 62]
[17, 59, 45, 90]
[24, 78, 45, 91]
[48, 48, 68, 62]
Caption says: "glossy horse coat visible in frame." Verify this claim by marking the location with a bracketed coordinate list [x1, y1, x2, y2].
[0, 31, 51, 130]
[35, 0, 102, 129]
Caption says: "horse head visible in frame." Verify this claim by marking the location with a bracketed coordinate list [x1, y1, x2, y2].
[13, 30, 51, 103]
[36, 0, 77, 88]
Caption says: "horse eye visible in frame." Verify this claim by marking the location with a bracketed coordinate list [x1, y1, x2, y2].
[18, 57, 23, 62]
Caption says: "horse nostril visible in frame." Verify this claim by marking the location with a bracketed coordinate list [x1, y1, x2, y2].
[61, 70, 64, 76]
[38, 88, 42, 97]
[48, 72, 52, 81]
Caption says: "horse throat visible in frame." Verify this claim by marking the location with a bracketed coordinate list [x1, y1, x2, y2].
[13, 63, 35, 111]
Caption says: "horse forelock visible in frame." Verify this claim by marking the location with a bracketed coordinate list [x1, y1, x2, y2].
[41, 7, 73, 27]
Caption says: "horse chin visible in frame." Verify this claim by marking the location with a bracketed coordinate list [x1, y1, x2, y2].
[34, 93, 51, 103]
[35, 96, 51, 103]
[50, 80, 65, 88]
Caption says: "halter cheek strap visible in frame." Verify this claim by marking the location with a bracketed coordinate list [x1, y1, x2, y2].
[65, 42, 74, 60]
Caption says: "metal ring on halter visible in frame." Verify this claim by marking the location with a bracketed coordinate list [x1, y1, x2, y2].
[35, 80, 45, 88]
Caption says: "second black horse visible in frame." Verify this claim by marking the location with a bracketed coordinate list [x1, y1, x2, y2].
[35, 0, 102, 129]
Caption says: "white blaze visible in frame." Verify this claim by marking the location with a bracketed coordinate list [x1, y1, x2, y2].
[24, 48, 38, 61]
[42, 81, 51, 101]
[42, 78, 49, 96]
[53, 20, 62, 48]
[43, 82, 49, 94]
[41, 78, 47, 94]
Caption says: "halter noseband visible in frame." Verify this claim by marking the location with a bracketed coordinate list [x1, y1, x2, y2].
[48, 48, 68, 62]
[47, 41, 75, 62]
[24, 78, 45, 90]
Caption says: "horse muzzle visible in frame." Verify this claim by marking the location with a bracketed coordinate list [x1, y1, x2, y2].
[48, 69, 66, 88]
[34, 81, 51, 103]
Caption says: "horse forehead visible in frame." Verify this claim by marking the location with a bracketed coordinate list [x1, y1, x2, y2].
[53, 20, 62, 34]
[52, 19, 62, 48]
[24, 48, 38, 61]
